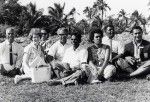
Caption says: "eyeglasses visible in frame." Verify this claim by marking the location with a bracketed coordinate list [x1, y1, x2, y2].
[7, 33, 14, 35]
[41, 33, 47, 35]
[59, 34, 67, 36]
[71, 38, 78, 41]
[95, 36, 102, 38]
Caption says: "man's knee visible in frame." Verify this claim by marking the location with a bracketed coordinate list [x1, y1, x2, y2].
[116, 58, 134, 73]
[52, 61, 64, 70]
[104, 65, 116, 79]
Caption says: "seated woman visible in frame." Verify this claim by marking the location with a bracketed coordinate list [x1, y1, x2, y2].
[14, 28, 49, 84]
[87, 28, 116, 84]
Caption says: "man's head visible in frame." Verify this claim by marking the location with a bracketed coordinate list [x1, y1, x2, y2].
[89, 28, 103, 45]
[131, 26, 143, 42]
[41, 28, 48, 41]
[6, 27, 15, 44]
[57, 27, 68, 45]
[29, 28, 41, 45]
[104, 24, 115, 39]
[71, 31, 82, 50]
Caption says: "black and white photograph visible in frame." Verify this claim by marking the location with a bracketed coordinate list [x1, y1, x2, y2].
[0, 0, 150, 101]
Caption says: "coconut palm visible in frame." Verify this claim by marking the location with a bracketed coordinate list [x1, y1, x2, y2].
[83, 0, 110, 29]
[48, 3, 76, 35]
[83, 7, 94, 20]
[93, 0, 111, 20]
[91, 16, 103, 29]
[118, 9, 128, 27]
[129, 10, 147, 33]
[25, 2, 43, 28]
[116, 9, 129, 32]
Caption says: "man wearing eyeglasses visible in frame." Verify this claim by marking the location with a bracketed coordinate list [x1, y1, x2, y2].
[47, 27, 70, 79]
[0, 27, 23, 77]
[40, 28, 51, 50]
[49, 30, 88, 86]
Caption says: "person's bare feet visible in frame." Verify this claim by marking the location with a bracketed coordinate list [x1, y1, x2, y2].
[146, 74, 150, 80]
[14, 75, 21, 84]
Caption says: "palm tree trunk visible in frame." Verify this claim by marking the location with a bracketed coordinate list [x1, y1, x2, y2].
[101, 0, 104, 20]
[102, 9, 103, 20]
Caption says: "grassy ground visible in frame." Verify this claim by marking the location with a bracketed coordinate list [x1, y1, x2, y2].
[0, 75, 150, 102]
[1, 32, 150, 102]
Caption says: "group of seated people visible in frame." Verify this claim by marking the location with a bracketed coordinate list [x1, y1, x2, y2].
[0, 24, 150, 86]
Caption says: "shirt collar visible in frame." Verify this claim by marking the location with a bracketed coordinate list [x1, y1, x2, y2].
[30, 42, 38, 49]
[5, 39, 14, 45]
[103, 36, 109, 40]
[103, 35, 114, 40]
[133, 39, 143, 47]
[58, 40, 68, 46]
[70, 45, 80, 52]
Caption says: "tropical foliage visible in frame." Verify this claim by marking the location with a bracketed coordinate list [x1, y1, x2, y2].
[48, 3, 76, 35]
[0, 0, 150, 36]
[129, 10, 147, 33]
[76, 19, 89, 34]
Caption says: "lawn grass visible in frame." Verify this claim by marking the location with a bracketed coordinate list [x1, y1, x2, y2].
[1, 32, 150, 102]
[0, 75, 150, 102]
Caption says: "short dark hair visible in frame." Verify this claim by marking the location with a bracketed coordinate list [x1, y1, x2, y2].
[89, 27, 103, 43]
[41, 28, 49, 38]
[71, 31, 82, 43]
[131, 26, 143, 33]
[103, 24, 114, 32]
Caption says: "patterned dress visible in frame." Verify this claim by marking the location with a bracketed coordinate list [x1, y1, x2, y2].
[87, 44, 109, 67]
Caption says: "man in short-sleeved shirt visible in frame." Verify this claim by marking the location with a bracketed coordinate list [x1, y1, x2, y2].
[50, 31, 88, 85]
[48, 40, 70, 62]
[40, 29, 51, 51]
[102, 36, 124, 56]
[102, 24, 124, 63]
[0, 27, 23, 77]
[47, 27, 70, 78]
[62, 46, 87, 70]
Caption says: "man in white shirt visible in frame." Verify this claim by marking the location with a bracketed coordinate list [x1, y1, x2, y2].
[49, 30, 88, 86]
[0, 27, 23, 77]
[40, 28, 51, 51]
[102, 24, 124, 64]
[47, 27, 70, 78]
[102, 24, 128, 79]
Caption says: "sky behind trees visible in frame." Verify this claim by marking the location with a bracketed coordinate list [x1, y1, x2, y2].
[19, 0, 150, 21]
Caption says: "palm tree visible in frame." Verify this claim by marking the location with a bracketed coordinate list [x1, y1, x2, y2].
[83, 0, 110, 29]
[93, 0, 111, 20]
[118, 9, 128, 27]
[26, 2, 43, 27]
[16, 2, 43, 35]
[48, 3, 76, 35]
[116, 9, 129, 32]
[83, 7, 94, 20]
[129, 10, 147, 33]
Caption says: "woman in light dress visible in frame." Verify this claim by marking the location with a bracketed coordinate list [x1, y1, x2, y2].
[14, 28, 50, 84]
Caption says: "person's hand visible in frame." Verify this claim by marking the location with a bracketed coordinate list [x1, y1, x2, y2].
[98, 71, 103, 76]
[97, 67, 103, 76]
[73, 66, 80, 70]
[125, 56, 136, 65]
